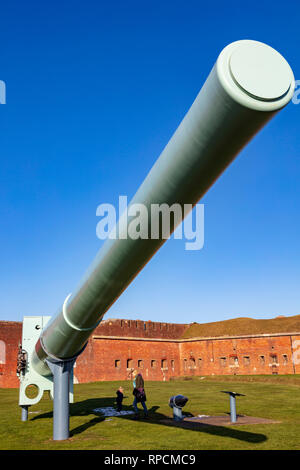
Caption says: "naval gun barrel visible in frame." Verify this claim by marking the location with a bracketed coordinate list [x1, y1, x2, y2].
[32, 40, 294, 375]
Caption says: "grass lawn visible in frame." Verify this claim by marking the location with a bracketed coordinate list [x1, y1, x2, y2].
[0, 375, 299, 450]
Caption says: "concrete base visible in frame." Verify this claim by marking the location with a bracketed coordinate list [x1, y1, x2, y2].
[162, 414, 280, 427]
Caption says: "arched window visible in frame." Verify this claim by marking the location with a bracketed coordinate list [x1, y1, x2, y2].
[283, 354, 288, 364]
[243, 356, 250, 365]
[270, 354, 278, 364]
[229, 356, 238, 366]
[189, 358, 196, 369]
[259, 355, 265, 365]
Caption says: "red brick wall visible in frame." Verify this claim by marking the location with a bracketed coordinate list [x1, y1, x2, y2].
[93, 319, 188, 339]
[179, 335, 296, 376]
[75, 337, 180, 384]
[292, 335, 300, 374]
[0, 321, 22, 388]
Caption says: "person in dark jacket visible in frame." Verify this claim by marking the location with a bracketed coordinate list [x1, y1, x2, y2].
[132, 371, 148, 418]
[116, 386, 124, 412]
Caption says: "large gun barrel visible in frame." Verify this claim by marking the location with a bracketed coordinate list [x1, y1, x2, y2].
[32, 39, 294, 375]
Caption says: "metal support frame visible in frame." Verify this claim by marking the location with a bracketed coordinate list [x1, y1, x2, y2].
[46, 358, 76, 441]
[19, 316, 55, 420]
[229, 394, 237, 423]
[173, 406, 183, 422]
[221, 391, 245, 423]
[21, 406, 29, 422]
[18, 316, 75, 433]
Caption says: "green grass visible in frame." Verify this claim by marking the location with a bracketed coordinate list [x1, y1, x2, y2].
[1, 375, 300, 450]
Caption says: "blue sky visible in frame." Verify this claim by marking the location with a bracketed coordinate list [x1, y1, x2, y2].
[0, 0, 299, 324]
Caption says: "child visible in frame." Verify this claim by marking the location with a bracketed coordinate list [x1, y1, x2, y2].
[116, 386, 124, 412]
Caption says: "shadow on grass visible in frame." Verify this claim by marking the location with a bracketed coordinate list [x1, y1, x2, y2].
[31, 397, 267, 443]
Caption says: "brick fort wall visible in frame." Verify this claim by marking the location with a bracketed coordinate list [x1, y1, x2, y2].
[0, 319, 300, 388]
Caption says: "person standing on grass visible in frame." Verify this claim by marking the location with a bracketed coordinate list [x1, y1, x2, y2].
[132, 370, 148, 418]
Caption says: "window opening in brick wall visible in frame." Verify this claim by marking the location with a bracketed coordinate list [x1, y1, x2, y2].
[229, 356, 238, 366]
[243, 356, 250, 365]
[138, 359, 144, 369]
[283, 354, 288, 364]
[115, 360, 121, 368]
[270, 354, 278, 364]
[189, 358, 196, 369]
[220, 357, 227, 367]
[0, 341, 5, 364]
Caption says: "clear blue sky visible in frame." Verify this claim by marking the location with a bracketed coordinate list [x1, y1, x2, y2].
[1, 0, 299, 324]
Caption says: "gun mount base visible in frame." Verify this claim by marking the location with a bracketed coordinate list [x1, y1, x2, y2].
[21, 405, 29, 422]
[18, 316, 75, 425]
[46, 358, 76, 441]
